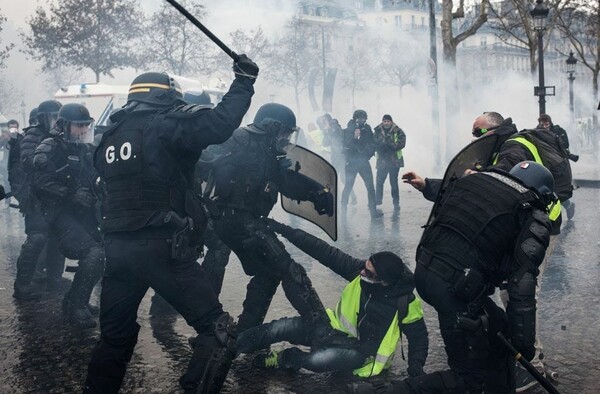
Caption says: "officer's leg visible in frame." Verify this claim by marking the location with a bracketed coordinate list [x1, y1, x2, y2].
[85, 238, 148, 394]
[53, 213, 104, 327]
[131, 238, 234, 394]
[44, 233, 66, 291]
[375, 166, 387, 205]
[202, 222, 232, 296]
[237, 316, 308, 354]
[237, 271, 280, 332]
[13, 208, 48, 300]
[341, 164, 358, 209]
[389, 166, 400, 209]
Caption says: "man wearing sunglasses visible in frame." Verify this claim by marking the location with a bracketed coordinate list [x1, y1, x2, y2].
[237, 218, 428, 379]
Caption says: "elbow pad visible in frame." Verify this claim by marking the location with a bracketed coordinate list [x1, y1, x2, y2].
[511, 209, 551, 282]
[506, 272, 536, 360]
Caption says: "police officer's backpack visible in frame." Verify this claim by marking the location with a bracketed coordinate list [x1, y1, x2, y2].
[518, 129, 573, 201]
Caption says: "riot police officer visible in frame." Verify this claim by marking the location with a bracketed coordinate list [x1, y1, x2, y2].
[208, 103, 335, 342]
[32, 103, 104, 328]
[85, 54, 258, 394]
[352, 162, 554, 393]
[13, 100, 65, 300]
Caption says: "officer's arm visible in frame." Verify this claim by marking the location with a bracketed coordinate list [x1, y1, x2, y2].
[265, 218, 363, 281]
[32, 139, 69, 200]
[20, 131, 43, 174]
[171, 77, 255, 150]
[278, 170, 324, 202]
[400, 295, 429, 377]
[492, 141, 534, 172]
[506, 208, 551, 361]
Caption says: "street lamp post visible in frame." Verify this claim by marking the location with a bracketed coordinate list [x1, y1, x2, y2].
[530, 0, 551, 115]
[566, 51, 577, 126]
[20, 100, 26, 126]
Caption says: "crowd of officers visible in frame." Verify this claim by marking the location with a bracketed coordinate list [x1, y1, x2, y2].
[0, 51, 576, 394]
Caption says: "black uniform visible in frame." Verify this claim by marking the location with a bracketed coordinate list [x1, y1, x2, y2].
[210, 123, 333, 336]
[32, 137, 104, 319]
[86, 75, 254, 393]
[13, 123, 65, 297]
[340, 119, 378, 215]
[401, 171, 551, 393]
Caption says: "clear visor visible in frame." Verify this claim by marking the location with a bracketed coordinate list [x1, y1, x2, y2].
[68, 119, 95, 143]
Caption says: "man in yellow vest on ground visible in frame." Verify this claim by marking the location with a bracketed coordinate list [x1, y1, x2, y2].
[237, 218, 429, 378]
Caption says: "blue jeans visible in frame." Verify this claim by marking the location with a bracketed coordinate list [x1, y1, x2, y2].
[238, 316, 365, 373]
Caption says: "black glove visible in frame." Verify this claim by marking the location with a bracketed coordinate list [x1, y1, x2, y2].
[308, 188, 334, 217]
[0, 185, 5, 201]
[278, 156, 292, 170]
[263, 217, 294, 237]
[72, 187, 95, 208]
[569, 153, 579, 162]
[233, 54, 259, 80]
[407, 364, 425, 377]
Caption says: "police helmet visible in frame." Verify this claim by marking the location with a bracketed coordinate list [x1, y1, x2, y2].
[36, 100, 62, 128]
[353, 109, 367, 120]
[253, 103, 297, 135]
[56, 103, 94, 143]
[184, 90, 212, 106]
[509, 161, 555, 203]
[127, 72, 184, 107]
[28, 107, 38, 126]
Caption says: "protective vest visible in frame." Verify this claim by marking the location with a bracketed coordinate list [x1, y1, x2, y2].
[307, 128, 330, 156]
[426, 171, 543, 277]
[504, 136, 561, 221]
[326, 276, 424, 377]
[94, 113, 189, 233]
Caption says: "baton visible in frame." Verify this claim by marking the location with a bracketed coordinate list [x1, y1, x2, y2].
[165, 0, 239, 62]
[497, 332, 560, 394]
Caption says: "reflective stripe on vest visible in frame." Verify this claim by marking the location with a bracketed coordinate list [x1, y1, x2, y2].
[393, 132, 403, 160]
[326, 276, 424, 377]
[497, 137, 561, 221]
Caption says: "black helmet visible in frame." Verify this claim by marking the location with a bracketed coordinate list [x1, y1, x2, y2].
[184, 90, 212, 106]
[353, 109, 367, 120]
[56, 103, 94, 142]
[28, 107, 38, 125]
[253, 103, 297, 134]
[127, 72, 184, 107]
[36, 100, 62, 129]
[509, 161, 555, 204]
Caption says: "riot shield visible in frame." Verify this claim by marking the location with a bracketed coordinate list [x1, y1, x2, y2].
[425, 133, 501, 227]
[281, 144, 338, 241]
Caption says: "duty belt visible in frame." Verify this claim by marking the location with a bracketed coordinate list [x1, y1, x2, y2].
[417, 248, 469, 284]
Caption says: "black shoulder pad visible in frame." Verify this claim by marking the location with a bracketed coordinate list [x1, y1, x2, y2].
[109, 108, 128, 123]
[36, 138, 58, 153]
[165, 104, 211, 119]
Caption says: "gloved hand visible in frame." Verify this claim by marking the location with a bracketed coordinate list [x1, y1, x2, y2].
[569, 153, 579, 162]
[407, 364, 425, 377]
[233, 54, 259, 80]
[72, 187, 95, 208]
[308, 188, 334, 216]
[0, 184, 5, 201]
[277, 156, 292, 170]
[516, 343, 536, 362]
[263, 217, 294, 237]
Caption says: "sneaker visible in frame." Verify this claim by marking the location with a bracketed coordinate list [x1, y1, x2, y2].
[566, 202, 575, 220]
[13, 284, 42, 301]
[515, 363, 543, 392]
[252, 350, 281, 369]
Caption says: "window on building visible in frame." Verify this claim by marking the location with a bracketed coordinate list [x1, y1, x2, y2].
[421, 17, 425, 26]
[411, 15, 415, 27]
[480, 37, 487, 46]
[320, 7, 328, 17]
[395, 15, 402, 27]
[308, 6, 315, 16]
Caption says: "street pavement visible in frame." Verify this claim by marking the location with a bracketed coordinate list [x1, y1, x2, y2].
[1, 178, 598, 393]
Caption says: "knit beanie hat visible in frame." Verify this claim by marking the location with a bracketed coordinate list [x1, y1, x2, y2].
[369, 251, 406, 285]
[382, 114, 393, 122]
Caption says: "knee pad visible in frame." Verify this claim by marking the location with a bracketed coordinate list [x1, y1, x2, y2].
[181, 313, 236, 394]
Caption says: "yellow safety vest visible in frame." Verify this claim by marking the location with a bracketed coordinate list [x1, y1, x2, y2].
[325, 276, 424, 377]
[307, 128, 330, 155]
[494, 137, 561, 221]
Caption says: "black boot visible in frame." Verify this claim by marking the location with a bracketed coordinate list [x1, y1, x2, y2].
[63, 297, 97, 328]
[13, 284, 42, 301]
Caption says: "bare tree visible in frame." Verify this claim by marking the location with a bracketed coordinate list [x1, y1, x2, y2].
[143, 0, 216, 77]
[555, 0, 599, 133]
[22, 0, 144, 83]
[0, 10, 14, 70]
[339, 37, 375, 108]
[267, 17, 319, 113]
[489, 0, 572, 75]
[375, 39, 426, 98]
[43, 65, 84, 96]
[441, 0, 490, 64]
